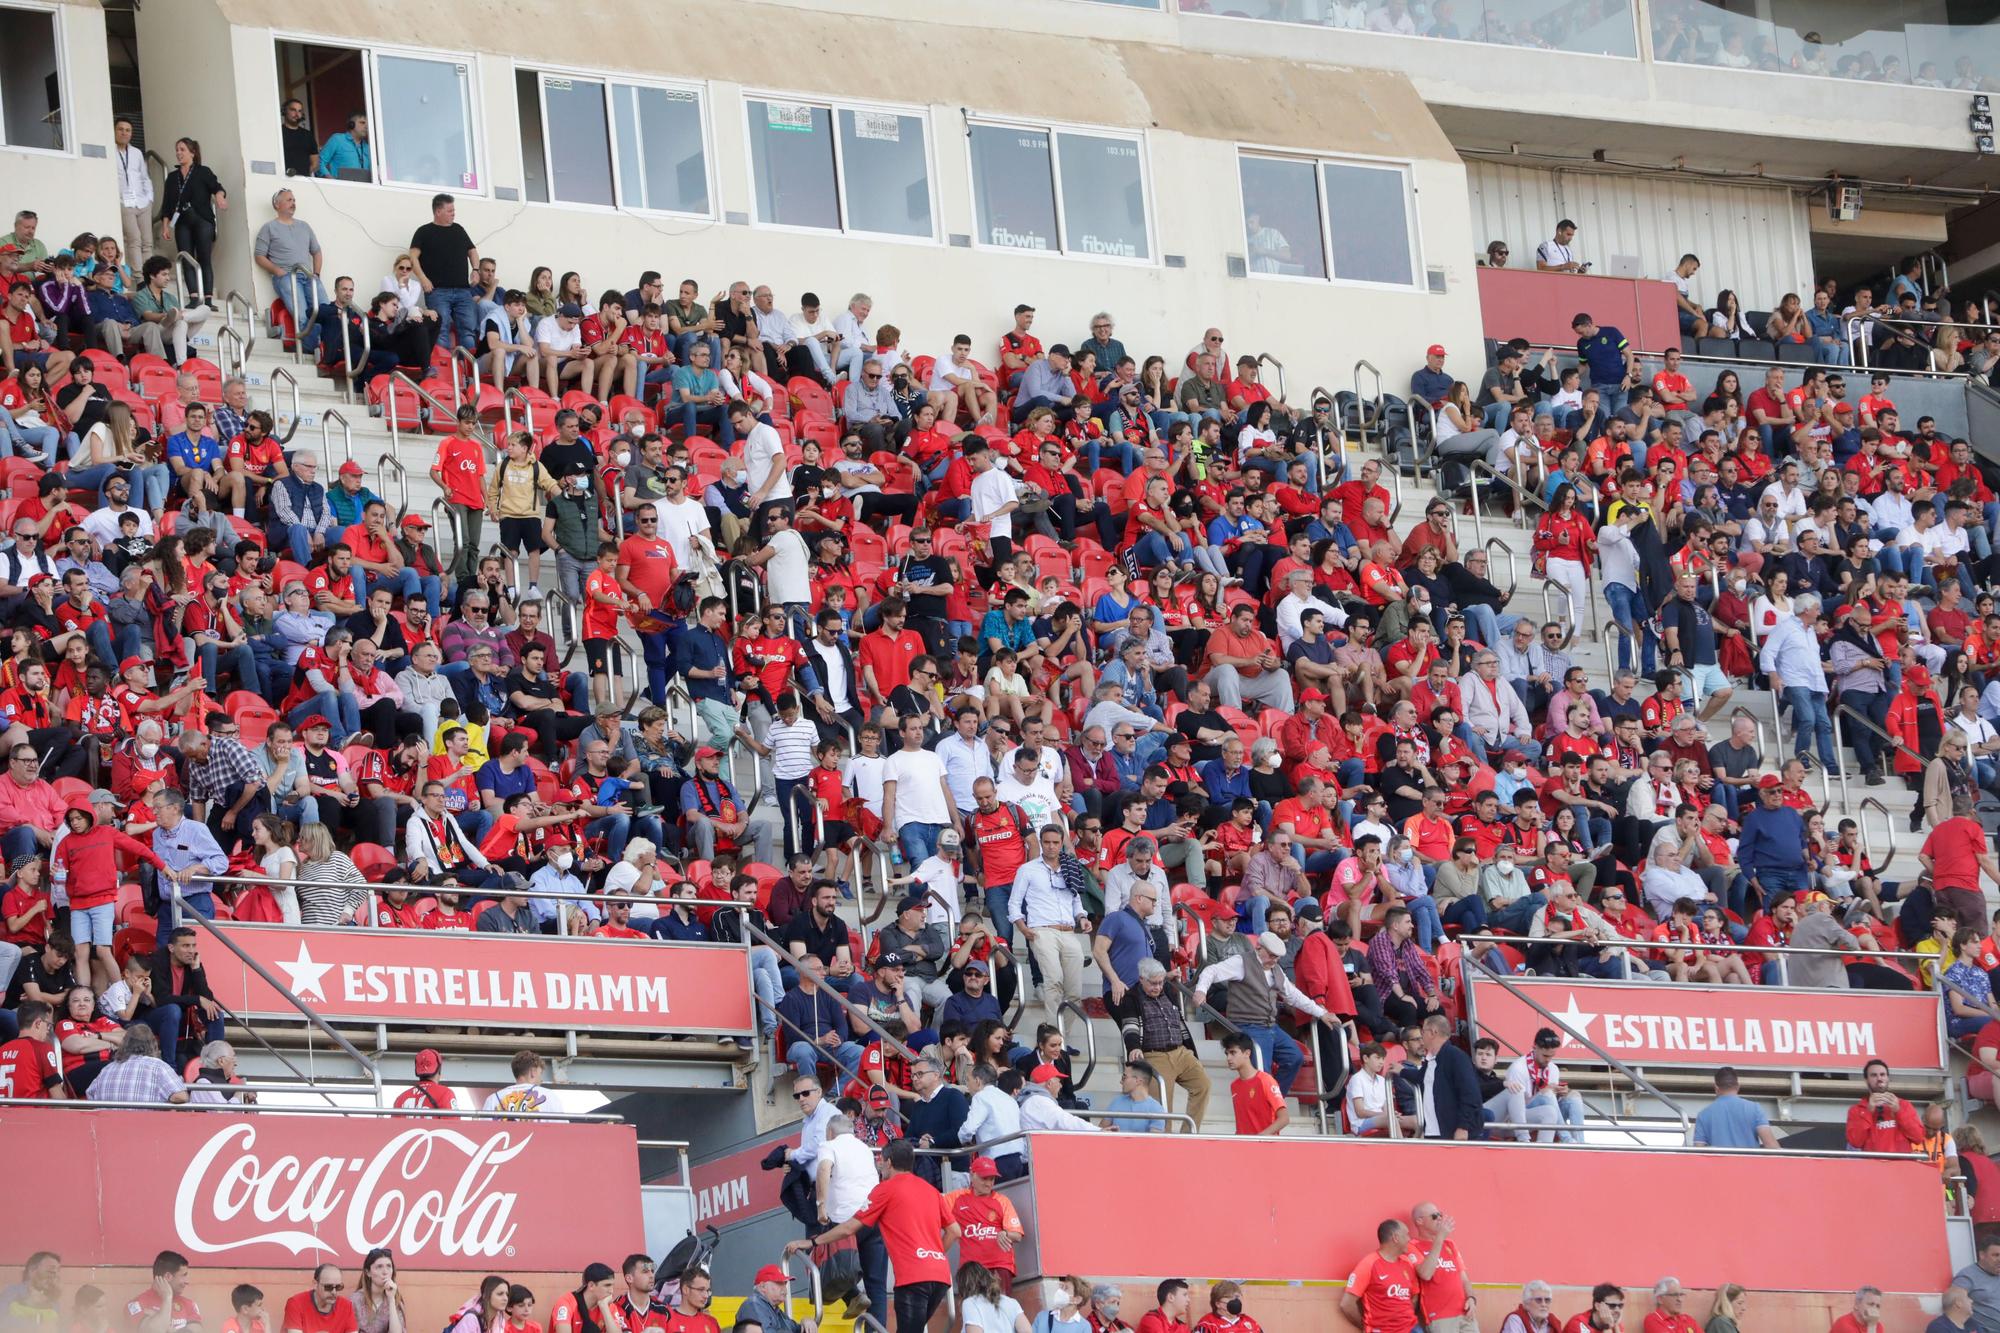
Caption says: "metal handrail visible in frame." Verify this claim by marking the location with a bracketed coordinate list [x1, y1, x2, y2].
[1407, 395, 1438, 479]
[1458, 933, 1928, 963]
[381, 369, 462, 470]
[171, 248, 206, 310]
[503, 386, 540, 439]
[321, 407, 354, 468]
[209, 1005, 350, 1107]
[278, 274, 307, 364]
[1464, 954, 1692, 1142]
[1351, 359, 1382, 452]
[215, 325, 245, 381]
[0, 1094, 618, 1119]
[430, 497, 456, 571]
[335, 298, 372, 402]
[1836, 701, 1926, 771]
[169, 882, 382, 1105]
[377, 453, 410, 519]
[1855, 796, 1895, 871]
[746, 919, 921, 1064]
[221, 289, 257, 364]
[781, 1252, 824, 1324]
[1256, 352, 1285, 404]
[268, 365, 302, 445]
[1057, 997, 1097, 1094]
[1484, 536, 1519, 588]
[1542, 578, 1573, 641]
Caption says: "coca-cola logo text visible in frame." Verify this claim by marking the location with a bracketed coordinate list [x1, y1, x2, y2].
[171, 1123, 529, 1259]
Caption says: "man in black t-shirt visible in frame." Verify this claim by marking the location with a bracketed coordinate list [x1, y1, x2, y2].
[1376, 738, 1433, 825]
[1660, 569, 1732, 721]
[406, 192, 480, 363]
[1, 931, 76, 1040]
[892, 531, 954, 650]
[1173, 678, 1232, 763]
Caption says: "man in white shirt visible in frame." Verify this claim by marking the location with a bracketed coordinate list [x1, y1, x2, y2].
[753, 284, 833, 383]
[1535, 220, 1585, 273]
[995, 747, 1062, 831]
[535, 303, 590, 390]
[735, 401, 793, 540]
[794, 293, 845, 378]
[84, 474, 155, 544]
[1009, 825, 1089, 1035]
[651, 468, 714, 571]
[1275, 569, 1343, 650]
[814, 1111, 878, 1226]
[958, 1062, 1027, 1174]
[1493, 1028, 1586, 1143]
[1017, 1067, 1100, 1132]
[832, 292, 874, 381]
[881, 712, 958, 865]
[114, 116, 155, 264]
[934, 709, 987, 817]
[968, 440, 1021, 566]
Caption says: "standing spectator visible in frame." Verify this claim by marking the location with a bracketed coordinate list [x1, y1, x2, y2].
[1536, 220, 1584, 273]
[157, 138, 226, 303]
[1921, 794, 2000, 931]
[1194, 929, 1335, 1094]
[1845, 1058, 1924, 1153]
[1691, 1068, 1779, 1148]
[113, 117, 154, 264]
[1415, 1013, 1485, 1140]
[406, 194, 480, 366]
[942, 1159, 1024, 1297]
[883, 712, 958, 866]
[1410, 1204, 1474, 1333]
[786, 1139, 959, 1333]
[1737, 776, 1809, 905]
[255, 190, 323, 340]
[1760, 593, 1837, 773]
[1340, 1220, 1420, 1333]
[1009, 825, 1089, 1036]
[1222, 1031, 1287, 1136]
[282, 1267, 358, 1333]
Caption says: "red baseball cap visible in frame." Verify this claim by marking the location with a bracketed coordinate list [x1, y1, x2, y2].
[1426, 344, 1446, 357]
[338, 460, 365, 476]
[413, 1048, 441, 1076]
[969, 1156, 1001, 1179]
[400, 513, 431, 530]
[1756, 774, 1782, 789]
[754, 1266, 787, 1286]
[297, 714, 333, 732]
[1030, 1064, 1063, 1085]
[118, 656, 147, 675]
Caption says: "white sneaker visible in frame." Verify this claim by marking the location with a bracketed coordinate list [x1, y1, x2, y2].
[526, 583, 542, 599]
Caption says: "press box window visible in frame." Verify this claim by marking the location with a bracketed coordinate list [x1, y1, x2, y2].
[518, 69, 710, 215]
[747, 98, 933, 238]
[969, 120, 1151, 261]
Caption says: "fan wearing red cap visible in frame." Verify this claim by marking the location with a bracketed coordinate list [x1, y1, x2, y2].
[1411, 345, 1451, 408]
[392, 1049, 460, 1111]
[739, 1268, 801, 1333]
[942, 1156, 1023, 1282]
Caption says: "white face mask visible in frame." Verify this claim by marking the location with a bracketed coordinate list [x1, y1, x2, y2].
[1496, 859, 1516, 875]
[1044, 1282, 1068, 1310]
[552, 850, 574, 871]
[1397, 846, 1415, 864]
[139, 742, 158, 761]
[613, 450, 631, 468]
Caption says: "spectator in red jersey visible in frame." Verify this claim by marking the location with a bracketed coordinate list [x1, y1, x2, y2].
[1409, 1204, 1474, 1333]
[943, 1158, 1024, 1293]
[1845, 1058, 1924, 1153]
[787, 1138, 960, 1333]
[1222, 1031, 1286, 1135]
[1341, 1220, 1420, 1333]
[391, 1047, 458, 1111]
[1643, 1280, 1700, 1333]
[1497, 1284, 1559, 1333]
[1088, 1286, 1132, 1333]
[0, 999, 62, 1097]
[282, 1266, 359, 1333]
[1137, 1283, 1192, 1333]
[1828, 1287, 1883, 1333]
[1561, 1285, 1627, 1333]
[129, 1251, 200, 1333]
[1192, 1282, 1260, 1333]
[661, 1270, 719, 1333]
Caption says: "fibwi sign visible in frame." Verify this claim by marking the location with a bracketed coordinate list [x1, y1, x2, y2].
[203, 923, 754, 1034]
[6, 1109, 643, 1269]
[1466, 976, 1946, 1072]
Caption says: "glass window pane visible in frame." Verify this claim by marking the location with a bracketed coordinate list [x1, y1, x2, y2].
[1238, 155, 1324, 279]
[0, 7, 63, 150]
[376, 53, 477, 189]
[1055, 131, 1148, 261]
[969, 124, 1057, 252]
[516, 70, 549, 203]
[1322, 162, 1414, 286]
[612, 84, 708, 215]
[747, 99, 838, 230]
[837, 109, 931, 238]
[539, 74, 612, 207]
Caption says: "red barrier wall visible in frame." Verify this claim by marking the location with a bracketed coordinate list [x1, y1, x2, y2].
[1026, 1133, 1951, 1293]
[1477, 268, 1682, 353]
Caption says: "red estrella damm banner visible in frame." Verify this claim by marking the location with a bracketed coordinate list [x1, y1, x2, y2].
[1025, 1133, 1952, 1292]
[204, 923, 755, 1035]
[0, 1108, 644, 1270]
[1466, 975, 1946, 1072]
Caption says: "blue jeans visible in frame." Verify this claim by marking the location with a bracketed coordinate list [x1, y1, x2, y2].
[279, 522, 320, 566]
[0, 406, 56, 465]
[1492, 892, 1546, 935]
[787, 1037, 864, 1081]
[1602, 581, 1654, 673]
[1591, 384, 1627, 418]
[273, 271, 326, 342]
[138, 1001, 225, 1073]
[1442, 895, 1488, 934]
[1459, 603, 1523, 649]
[1781, 686, 1836, 770]
[1240, 1021, 1304, 1093]
[288, 690, 360, 744]
[427, 286, 479, 356]
[1136, 530, 1191, 568]
[749, 946, 783, 1036]
[584, 811, 665, 863]
[674, 401, 736, 446]
[195, 639, 263, 697]
[898, 820, 947, 866]
[985, 884, 1015, 947]
[1082, 438, 1142, 475]
[1403, 893, 1445, 951]
[359, 565, 424, 608]
[673, 331, 724, 368]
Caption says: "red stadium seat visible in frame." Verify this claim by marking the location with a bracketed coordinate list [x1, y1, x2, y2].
[181, 357, 224, 397]
[787, 377, 834, 422]
[81, 349, 128, 387]
[1216, 706, 1261, 753]
[351, 843, 400, 883]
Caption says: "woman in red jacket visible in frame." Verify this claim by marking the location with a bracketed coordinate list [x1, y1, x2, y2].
[1533, 482, 1595, 633]
[53, 795, 169, 992]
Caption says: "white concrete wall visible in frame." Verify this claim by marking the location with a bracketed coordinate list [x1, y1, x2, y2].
[0, 1, 120, 254]
[142, 2, 1488, 401]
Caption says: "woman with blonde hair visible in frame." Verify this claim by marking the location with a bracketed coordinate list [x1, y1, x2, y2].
[294, 820, 369, 926]
[1705, 1284, 1746, 1333]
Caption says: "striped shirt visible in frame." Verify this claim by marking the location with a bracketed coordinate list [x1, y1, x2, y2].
[299, 852, 369, 926]
[768, 715, 819, 781]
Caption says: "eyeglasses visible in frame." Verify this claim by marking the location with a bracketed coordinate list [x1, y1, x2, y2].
[638, 518, 657, 525]
[321, 1284, 345, 1294]
[792, 1090, 817, 1101]
[862, 372, 880, 380]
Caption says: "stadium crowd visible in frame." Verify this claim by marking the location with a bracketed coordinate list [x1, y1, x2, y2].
[0, 164, 1991, 1144]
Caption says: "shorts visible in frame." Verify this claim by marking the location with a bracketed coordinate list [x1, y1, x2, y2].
[70, 902, 115, 947]
[1678, 308, 1701, 335]
[9, 349, 48, 372]
[584, 636, 618, 675]
[1687, 660, 1729, 699]
[497, 517, 547, 554]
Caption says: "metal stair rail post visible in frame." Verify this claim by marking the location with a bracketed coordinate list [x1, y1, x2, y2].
[1463, 953, 1692, 1142]
[171, 249, 206, 311]
[376, 453, 410, 519]
[169, 882, 383, 1105]
[380, 369, 461, 475]
[267, 365, 302, 444]
[320, 407, 354, 469]
[1351, 360, 1382, 454]
[336, 298, 372, 403]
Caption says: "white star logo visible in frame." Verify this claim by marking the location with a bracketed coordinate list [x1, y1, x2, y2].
[276, 941, 334, 1002]
[1550, 993, 1597, 1048]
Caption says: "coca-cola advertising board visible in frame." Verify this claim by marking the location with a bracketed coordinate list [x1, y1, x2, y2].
[1466, 975, 1947, 1072]
[0, 1108, 644, 1269]
[203, 924, 754, 1034]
